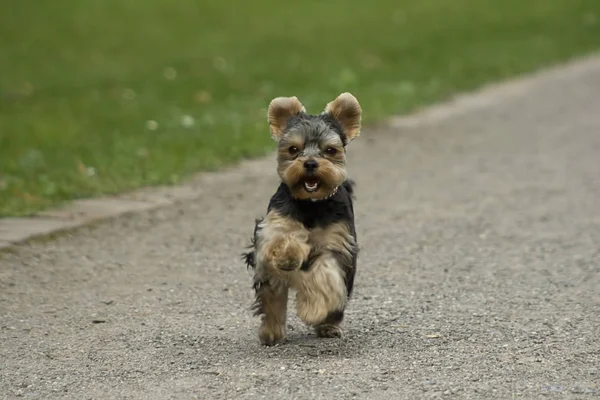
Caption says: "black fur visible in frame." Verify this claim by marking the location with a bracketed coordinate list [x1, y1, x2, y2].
[242, 218, 262, 270]
[285, 112, 348, 146]
[243, 179, 358, 298]
[250, 278, 269, 316]
[267, 180, 355, 230]
[321, 310, 345, 325]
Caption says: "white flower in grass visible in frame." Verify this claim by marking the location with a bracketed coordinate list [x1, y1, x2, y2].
[180, 115, 195, 128]
[163, 67, 177, 80]
[146, 120, 159, 131]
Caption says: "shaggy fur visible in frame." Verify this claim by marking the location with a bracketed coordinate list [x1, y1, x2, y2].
[243, 93, 362, 345]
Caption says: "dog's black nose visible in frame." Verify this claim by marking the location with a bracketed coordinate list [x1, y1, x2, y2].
[304, 159, 318, 171]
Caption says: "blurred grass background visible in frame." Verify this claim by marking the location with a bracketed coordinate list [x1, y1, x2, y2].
[1, 0, 599, 216]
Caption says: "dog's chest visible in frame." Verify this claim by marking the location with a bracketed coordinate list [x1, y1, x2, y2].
[306, 222, 355, 254]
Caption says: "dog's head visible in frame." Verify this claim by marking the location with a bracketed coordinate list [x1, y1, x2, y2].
[267, 93, 362, 201]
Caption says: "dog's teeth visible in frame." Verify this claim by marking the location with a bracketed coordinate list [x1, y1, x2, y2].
[304, 182, 318, 192]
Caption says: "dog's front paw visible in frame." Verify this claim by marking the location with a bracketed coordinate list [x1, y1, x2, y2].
[259, 321, 286, 346]
[266, 236, 308, 271]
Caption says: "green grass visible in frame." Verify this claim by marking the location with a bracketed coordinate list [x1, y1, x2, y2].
[1, 0, 599, 216]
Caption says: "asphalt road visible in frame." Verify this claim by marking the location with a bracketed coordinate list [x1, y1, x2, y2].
[1, 58, 600, 399]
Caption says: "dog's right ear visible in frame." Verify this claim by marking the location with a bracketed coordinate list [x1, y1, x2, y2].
[267, 96, 305, 141]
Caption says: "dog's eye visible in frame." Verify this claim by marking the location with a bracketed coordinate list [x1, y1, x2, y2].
[288, 146, 299, 155]
[325, 147, 338, 156]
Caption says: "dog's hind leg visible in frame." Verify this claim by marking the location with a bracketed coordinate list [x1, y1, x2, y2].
[294, 253, 347, 331]
[314, 309, 345, 338]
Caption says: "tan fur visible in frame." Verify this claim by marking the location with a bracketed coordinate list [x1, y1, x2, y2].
[255, 211, 310, 272]
[293, 223, 356, 325]
[252, 93, 361, 344]
[255, 218, 356, 333]
[279, 158, 346, 201]
[276, 134, 305, 161]
[256, 283, 288, 345]
[308, 222, 356, 255]
[324, 92, 362, 141]
[263, 234, 309, 272]
[275, 131, 347, 200]
[315, 324, 342, 338]
[267, 96, 306, 140]
[294, 253, 347, 325]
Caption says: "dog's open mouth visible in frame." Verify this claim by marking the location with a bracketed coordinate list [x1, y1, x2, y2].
[303, 177, 320, 193]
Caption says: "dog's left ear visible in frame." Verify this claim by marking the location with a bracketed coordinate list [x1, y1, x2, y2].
[324, 92, 362, 143]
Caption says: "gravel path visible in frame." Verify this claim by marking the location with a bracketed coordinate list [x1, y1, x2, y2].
[1, 58, 600, 399]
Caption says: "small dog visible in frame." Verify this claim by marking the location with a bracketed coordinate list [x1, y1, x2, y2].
[243, 92, 362, 345]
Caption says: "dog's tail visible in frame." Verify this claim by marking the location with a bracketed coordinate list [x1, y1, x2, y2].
[241, 217, 262, 270]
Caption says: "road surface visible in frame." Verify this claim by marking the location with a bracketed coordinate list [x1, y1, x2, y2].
[1, 58, 600, 399]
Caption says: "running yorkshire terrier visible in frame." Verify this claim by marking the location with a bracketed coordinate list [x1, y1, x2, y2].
[243, 93, 362, 345]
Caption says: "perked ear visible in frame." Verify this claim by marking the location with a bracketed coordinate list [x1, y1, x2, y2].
[267, 96, 306, 141]
[324, 92, 362, 142]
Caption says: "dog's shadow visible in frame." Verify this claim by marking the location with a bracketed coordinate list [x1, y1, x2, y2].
[243, 322, 368, 362]
[193, 323, 366, 365]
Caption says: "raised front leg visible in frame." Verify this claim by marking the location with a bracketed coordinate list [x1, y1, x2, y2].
[263, 234, 310, 271]
[255, 211, 310, 273]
